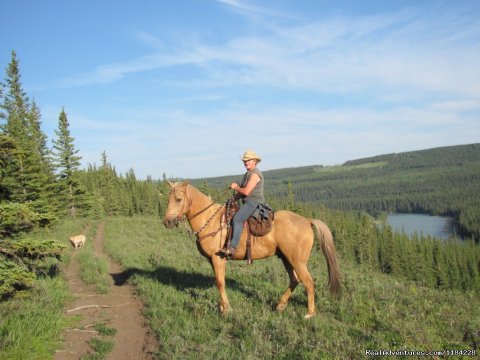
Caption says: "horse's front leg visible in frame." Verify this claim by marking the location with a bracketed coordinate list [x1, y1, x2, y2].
[210, 256, 231, 315]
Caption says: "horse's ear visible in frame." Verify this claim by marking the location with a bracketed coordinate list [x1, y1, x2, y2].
[166, 180, 174, 188]
[182, 180, 189, 187]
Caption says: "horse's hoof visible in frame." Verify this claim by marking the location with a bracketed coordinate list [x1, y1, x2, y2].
[304, 312, 316, 319]
[276, 303, 286, 312]
[219, 304, 231, 316]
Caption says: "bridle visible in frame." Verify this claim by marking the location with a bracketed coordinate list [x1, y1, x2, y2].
[165, 185, 228, 242]
[164, 186, 192, 223]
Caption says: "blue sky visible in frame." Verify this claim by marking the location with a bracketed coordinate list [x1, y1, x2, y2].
[1, 0, 479, 179]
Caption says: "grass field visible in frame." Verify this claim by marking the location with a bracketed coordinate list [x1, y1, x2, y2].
[1, 216, 477, 359]
[0, 218, 90, 360]
[103, 216, 479, 359]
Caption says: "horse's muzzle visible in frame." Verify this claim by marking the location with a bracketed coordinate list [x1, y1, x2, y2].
[163, 217, 179, 229]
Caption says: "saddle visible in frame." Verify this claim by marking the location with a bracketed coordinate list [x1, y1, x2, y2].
[224, 198, 274, 264]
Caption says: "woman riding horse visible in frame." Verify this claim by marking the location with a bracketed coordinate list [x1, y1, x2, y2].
[163, 176, 341, 318]
[220, 150, 264, 257]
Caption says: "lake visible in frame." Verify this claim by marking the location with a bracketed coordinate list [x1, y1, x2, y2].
[386, 213, 457, 240]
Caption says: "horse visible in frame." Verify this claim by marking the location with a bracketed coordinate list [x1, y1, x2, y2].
[163, 180, 341, 319]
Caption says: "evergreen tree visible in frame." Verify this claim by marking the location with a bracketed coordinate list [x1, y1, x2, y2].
[0, 135, 17, 200]
[52, 108, 85, 217]
[199, 180, 211, 196]
[78, 164, 104, 218]
[0, 76, 4, 125]
[125, 168, 138, 215]
[26, 99, 57, 212]
[286, 180, 302, 213]
[0, 51, 54, 215]
[1, 51, 31, 202]
[28, 99, 51, 162]
[1, 51, 29, 136]
[98, 151, 121, 215]
[432, 241, 448, 289]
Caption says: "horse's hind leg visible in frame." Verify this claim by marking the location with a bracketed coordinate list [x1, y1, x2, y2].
[294, 263, 316, 319]
[276, 254, 299, 312]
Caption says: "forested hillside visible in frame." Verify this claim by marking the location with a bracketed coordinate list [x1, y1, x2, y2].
[193, 144, 480, 240]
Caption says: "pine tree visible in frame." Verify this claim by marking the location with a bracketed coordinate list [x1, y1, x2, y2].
[78, 164, 104, 218]
[432, 241, 448, 289]
[99, 151, 121, 215]
[0, 76, 5, 125]
[125, 168, 138, 215]
[0, 135, 17, 200]
[52, 108, 85, 217]
[286, 180, 301, 213]
[26, 99, 57, 212]
[0, 51, 54, 215]
[28, 99, 51, 162]
[1, 51, 29, 136]
[1, 51, 31, 202]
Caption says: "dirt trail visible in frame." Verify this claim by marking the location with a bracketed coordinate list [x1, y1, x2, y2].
[54, 221, 158, 359]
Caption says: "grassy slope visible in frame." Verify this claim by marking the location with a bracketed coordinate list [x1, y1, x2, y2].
[0, 218, 92, 360]
[103, 217, 479, 359]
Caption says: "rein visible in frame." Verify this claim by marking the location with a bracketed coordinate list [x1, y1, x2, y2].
[191, 204, 226, 241]
[187, 202, 216, 221]
[168, 185, 230, 242]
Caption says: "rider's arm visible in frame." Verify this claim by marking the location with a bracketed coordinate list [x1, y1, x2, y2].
[231, 173, 260, 196]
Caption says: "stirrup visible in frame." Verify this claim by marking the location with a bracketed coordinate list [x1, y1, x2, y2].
[219, 246, 235, 257]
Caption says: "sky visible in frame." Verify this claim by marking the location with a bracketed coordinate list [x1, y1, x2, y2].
[1, 0, 479, 179]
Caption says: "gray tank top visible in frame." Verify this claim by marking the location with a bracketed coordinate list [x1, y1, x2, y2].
[240, 167, 264, 204]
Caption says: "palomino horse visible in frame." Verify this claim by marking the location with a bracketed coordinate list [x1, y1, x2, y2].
[163, 181, 341, 319]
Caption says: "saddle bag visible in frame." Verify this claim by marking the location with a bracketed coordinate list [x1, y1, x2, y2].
[247, 204, 274, 237]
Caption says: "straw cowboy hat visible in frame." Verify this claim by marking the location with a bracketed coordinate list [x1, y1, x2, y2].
[241, 150, 262, 163]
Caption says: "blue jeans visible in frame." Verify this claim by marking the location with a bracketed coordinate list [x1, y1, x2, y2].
[230, 201, 259, 249]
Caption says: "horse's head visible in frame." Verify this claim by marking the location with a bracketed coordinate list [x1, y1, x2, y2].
[163, 180, 191, 228]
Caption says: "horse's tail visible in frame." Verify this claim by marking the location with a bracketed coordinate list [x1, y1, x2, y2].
[310, 219, 341, 297]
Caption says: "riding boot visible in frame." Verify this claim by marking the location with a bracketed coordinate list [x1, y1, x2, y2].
[219, 246, 236, 258]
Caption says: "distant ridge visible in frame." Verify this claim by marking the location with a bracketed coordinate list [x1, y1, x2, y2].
[193, 143, 480, 239]
[194, 143, 480, 184]
[344, 143, 480, 166]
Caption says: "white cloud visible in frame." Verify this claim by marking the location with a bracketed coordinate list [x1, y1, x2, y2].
[40, 1, 480, 178]
[430, 99, 480, 112]
[58, 1, 480, 102]
[65, 98, 479, 179]
[216, 0, 296, 21]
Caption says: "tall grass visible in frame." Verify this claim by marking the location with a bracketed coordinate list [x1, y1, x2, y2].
[0, 218, 90, 360]
[0, 278, 71, 360]
[76, 225, 111, 294]
[103, 217, 480, 359]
